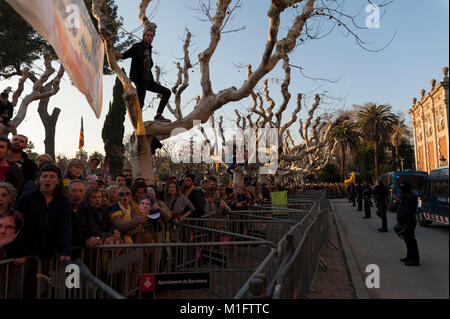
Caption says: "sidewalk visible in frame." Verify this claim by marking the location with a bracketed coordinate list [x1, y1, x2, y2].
[332, 198, 449, 299]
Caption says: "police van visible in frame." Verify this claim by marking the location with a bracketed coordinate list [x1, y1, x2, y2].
[417, 166, 449, 226]
[380, 170, 428, 212]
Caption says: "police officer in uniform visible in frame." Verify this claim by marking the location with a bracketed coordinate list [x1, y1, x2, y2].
[396, 181, 420, 266]
[373, 180, 389, 232]
[356, 182, 363, 211]
[350, 183, 356, 206]
[362, 182, 372, 219]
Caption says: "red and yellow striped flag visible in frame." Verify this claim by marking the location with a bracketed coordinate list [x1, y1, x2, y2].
[78, 116, 84, 150]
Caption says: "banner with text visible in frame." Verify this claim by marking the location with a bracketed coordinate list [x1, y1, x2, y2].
[6, 0, 104, 118]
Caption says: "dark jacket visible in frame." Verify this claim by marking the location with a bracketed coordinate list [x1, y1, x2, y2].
[9, 188, 72, 259]
[122, 41, 154, 83]
[72, 202, 115, 247]
[187, 187, 206, 218]
[363, 185, 372, 200]
[71, 202, 90, 247]
[397, 190, 418, 225]
[4, 160, 24, 192]
[356, 184, 363, 197]
[373, 183, 389, 207]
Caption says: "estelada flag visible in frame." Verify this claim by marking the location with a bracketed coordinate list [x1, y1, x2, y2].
[78, 116, 84, 150]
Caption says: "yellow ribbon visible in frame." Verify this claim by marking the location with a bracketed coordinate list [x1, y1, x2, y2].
[123, 83, 146, 136]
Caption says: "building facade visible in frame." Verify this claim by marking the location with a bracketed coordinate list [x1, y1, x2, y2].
[408, 67, 449, 173]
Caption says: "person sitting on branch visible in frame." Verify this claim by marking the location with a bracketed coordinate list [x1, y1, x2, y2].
[115, 27, 172, 122]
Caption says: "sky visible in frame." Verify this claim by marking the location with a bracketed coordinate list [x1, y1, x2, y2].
[3, 0, 449, 158]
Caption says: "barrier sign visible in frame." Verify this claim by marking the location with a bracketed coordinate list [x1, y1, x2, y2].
[140, 274, 155, 292]
[141, 273, 210, 292]
[271, 191, 288, 210]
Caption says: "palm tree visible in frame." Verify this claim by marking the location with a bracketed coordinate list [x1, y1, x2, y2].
[390, 117, 411, 170]
[329, 121, 360, 182]
[357, 103, 397, 179]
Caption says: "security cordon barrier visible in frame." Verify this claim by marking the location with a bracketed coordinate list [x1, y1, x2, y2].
[0, 191, 328, 299]
[0, 255, 125, 299]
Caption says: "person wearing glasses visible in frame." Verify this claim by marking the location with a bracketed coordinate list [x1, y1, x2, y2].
[109, 186, 146, 244]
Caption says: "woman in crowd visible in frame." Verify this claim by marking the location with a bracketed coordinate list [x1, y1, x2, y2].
[106, 185, 119, 207]
[247, 186, 257, 206]
[35, 154, 53, 169]
[82, 188, 120, 246]
[109, 186, 146, 244]
[163, 180, 195, 223]
[255, 184, 265, 204]
[99, 189, 109, 209]
[0, 182, 16, 213]
[85, 175, 97, 190]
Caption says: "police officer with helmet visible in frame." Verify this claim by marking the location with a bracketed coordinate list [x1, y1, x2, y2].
[395, 181, 420, 266]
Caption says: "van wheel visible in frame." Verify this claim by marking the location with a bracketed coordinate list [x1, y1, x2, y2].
[417, 209, 432, 227]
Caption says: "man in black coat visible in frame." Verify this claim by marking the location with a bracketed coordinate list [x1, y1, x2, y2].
[350, 183, 356, 206]
[183, 174, 205, 218]
[362, 182, 372, 219]
[396, 181, 420, 266]
[116, 28, 171, 122]
[356, 182, 363, 211]
[373, 180, 389, 232]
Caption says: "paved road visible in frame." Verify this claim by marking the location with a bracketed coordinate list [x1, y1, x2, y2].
[332, 198, 449, 299]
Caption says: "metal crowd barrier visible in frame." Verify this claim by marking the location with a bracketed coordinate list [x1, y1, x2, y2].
[1, 191, 328, 300]
[272, 204, 328, 299]
[0, 255, 124, 299]
[234, 199, 325, 299]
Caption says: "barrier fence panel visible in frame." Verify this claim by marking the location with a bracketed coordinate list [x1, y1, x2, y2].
[1, 191, 328, 300]
[0, 255, 124, 299]
[272, 206, 328, 299]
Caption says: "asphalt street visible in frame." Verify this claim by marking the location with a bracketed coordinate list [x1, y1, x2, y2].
[332, 198, 449, 299]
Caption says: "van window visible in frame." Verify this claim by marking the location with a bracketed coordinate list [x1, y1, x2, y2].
[433, 179, 449, 196]
[396, 175, 427, 193]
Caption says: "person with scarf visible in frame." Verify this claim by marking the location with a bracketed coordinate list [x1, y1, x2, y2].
[109, 186, 146, 244]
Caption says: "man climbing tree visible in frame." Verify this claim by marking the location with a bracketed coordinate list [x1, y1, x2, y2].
[115, 28, 171, 122]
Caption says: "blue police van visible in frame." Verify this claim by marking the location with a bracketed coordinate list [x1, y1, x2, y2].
[417, 166, 449, 227]
[380, 170, 428, 212]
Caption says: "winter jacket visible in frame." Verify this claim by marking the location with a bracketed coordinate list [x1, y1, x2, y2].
[373, 184, 389, 207]
[185, 186, 206, 218]
[122, 41, 154, 83]
[396, 191, 418, 225]
[9, 188, 72, 258]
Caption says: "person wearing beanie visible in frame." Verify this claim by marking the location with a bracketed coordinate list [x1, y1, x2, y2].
[115, 27, 172, 122]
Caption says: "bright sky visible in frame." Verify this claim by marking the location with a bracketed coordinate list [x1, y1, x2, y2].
[3, 0, 449, 158]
